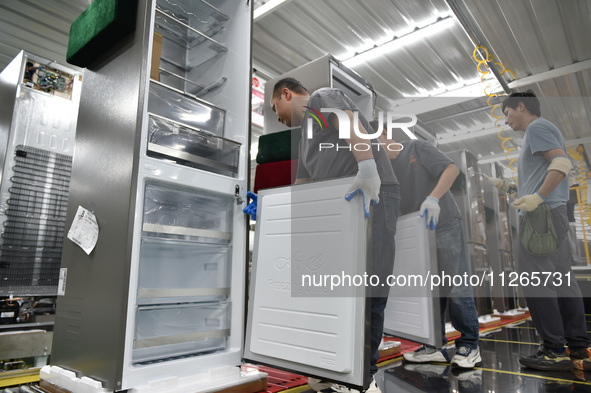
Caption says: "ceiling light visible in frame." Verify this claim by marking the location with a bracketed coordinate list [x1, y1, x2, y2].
[342, 17, 455, 67]
[254, 0, 291, 21]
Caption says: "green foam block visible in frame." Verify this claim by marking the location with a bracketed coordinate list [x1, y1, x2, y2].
[256, 128, 302, 164]
[67, 0, 138, 68]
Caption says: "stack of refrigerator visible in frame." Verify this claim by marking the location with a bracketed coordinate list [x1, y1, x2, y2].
[0, 51, 81, 297]
[51, 1, 256, 392]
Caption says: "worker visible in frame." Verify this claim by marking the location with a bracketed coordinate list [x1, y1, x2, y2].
[264, 77, 399, 393]
[486, 90, 590, 371]
[373, 122, 481, 369]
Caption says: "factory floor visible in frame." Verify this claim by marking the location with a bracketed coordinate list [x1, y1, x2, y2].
[5, 315, 591, 392]
[275, 315, 591, 393]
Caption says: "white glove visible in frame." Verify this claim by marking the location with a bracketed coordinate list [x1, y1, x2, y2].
[482, 173, 517, 198]
[512, 193, 544, 212]
[419, 196, 440, 230]
[345, 159, 381, 218]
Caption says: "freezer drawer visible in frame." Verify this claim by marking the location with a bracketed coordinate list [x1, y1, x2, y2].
[383, 213, 441, 347]
[142, 181, 233, 243]
[244, 177, 370, 389]
[137, 239, 230, 304]
[133, 301, 230, 363]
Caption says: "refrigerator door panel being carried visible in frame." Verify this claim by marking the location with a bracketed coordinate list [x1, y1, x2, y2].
[382, 213, 441, 347]
[244, 178, 370, 389]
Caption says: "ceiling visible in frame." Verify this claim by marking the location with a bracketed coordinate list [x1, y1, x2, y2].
[0, 0, 590, 177]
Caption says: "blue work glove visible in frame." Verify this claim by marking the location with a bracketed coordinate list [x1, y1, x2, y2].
[243, 191, 258, 221]
[344, 159, 381, 218]
[419, 196, 440, 230]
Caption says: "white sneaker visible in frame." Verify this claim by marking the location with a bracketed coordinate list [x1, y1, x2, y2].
[403, 346, 450, 363]
[451, 347, 482, 369]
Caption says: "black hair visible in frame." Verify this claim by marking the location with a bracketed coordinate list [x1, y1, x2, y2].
[272, 77, 309, 98]
[502, 89, 541, 117]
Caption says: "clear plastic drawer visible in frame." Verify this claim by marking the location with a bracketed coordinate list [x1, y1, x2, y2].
[142, 182, 233, 244]
[137, 239, 231, 304]
[133, 301, 230, 363]
[147, 113, 240, 176]
[148, 81, 225, 136]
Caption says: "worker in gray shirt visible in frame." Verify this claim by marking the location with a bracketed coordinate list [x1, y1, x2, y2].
[373, 122, 481, 369]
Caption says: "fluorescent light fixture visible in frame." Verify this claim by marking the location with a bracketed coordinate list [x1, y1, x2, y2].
[342, 17, 455, 67]
[254, 0, 292, 21]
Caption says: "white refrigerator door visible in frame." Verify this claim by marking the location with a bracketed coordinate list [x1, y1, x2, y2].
[383, 213, 442, 346]
[244, 178, 370, 389]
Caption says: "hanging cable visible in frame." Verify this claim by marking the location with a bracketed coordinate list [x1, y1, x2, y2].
[473, 45, 517, 181]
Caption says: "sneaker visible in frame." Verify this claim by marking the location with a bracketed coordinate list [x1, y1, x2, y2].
[568, 347, 591, 370]
[451, 347, 482, 369]
[519, 346, 574, 371]
[403, 346, 451, 363]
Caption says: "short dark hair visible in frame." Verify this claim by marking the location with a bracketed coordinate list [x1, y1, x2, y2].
[272, 77, 308, 99]
[502, 89, 541, 117]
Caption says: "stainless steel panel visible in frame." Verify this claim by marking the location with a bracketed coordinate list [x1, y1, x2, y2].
[51, 1, 153, 389]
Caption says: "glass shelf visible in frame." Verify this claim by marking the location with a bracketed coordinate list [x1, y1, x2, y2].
[156, 0, 228, 39]
[154, 7, 227, 72]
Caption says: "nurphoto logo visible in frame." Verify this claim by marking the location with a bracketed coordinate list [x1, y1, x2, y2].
[306, 109, 417, 152]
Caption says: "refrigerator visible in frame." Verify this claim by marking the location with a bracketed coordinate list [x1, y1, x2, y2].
[445, 150, 492, 315]
[0, 51, 81, 297]
[481, 162, 519, 312]
[51, 0, 256, 391]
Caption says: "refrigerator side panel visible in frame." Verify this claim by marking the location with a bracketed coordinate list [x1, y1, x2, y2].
[51, 2, 151, 390]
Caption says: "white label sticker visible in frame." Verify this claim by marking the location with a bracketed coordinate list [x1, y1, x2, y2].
[58, 268, 68, 296]
[67, 206, 99, 255]
[1, 312, 15, 318]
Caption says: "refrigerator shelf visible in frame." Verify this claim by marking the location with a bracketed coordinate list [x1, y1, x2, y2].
[158, 66, 205, 94]
[137, 288, 229, 299]
[142, 223, 231, 241]
[135, 328, 230, 349]
[156, 0, 228, 38]
[154, 7, 227, 72]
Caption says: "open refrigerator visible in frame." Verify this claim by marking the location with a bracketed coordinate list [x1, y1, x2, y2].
[50, 0, 257, 391]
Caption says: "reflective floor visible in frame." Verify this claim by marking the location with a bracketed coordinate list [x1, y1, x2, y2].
[375, 317, 591, 393]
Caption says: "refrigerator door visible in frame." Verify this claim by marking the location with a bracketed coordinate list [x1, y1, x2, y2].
[383, 213, 442, 347]
[244, 177, 370, 389]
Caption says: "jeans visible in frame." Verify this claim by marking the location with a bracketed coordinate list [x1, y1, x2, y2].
[369, 184, 400, 376]
[436, 218, 480, 349]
